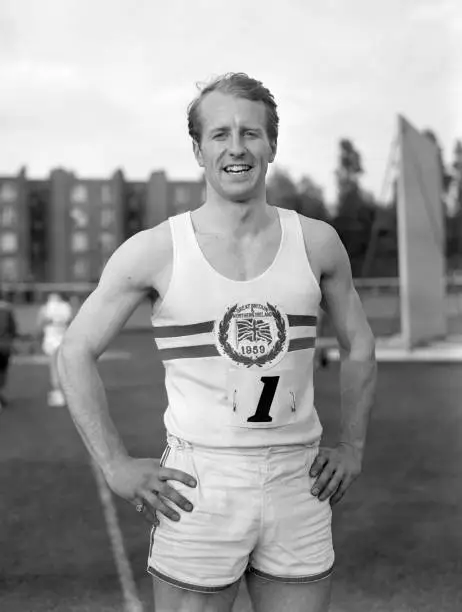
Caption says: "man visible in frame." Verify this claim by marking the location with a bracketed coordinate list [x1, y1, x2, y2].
[38, 292, 73, 407]
[58, 73, 376, 612]
[0, 290, 17, 412]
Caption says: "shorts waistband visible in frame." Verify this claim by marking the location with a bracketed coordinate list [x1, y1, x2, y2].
[165, 433, 319, 457]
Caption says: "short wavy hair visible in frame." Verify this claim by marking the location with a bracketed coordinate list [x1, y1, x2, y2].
[187, 73, 279, 148]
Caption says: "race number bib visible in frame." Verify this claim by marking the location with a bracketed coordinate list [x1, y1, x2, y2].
[225, 366, 303, 429]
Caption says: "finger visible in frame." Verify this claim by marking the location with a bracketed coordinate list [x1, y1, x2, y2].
[152, 495, 182, 522]
[318, 472, 343, 502]
[156, 483, 194, 512]
[329, 488, 344, 506]
[309, 453, 328, 478]
[134, 496, 158, 526]
[137, 489, 181, 523]
[160, 467, 197, 488]
[330, 475, 353, 506]
[310, 465, 335, 497]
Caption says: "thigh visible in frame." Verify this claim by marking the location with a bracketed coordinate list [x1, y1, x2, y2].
[148, 441, 261, 592]
[250, 446, 334, 582]
[153, 575, 241, 612]
[246, 571, 332, 612]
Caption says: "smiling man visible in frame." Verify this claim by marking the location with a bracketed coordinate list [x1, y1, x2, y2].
[58, 73, 377, 612]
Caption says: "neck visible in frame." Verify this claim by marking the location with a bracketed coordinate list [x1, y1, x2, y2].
[195, 188, 274, 238]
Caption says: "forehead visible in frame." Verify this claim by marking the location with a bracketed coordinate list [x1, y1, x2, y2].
[199, 91, 267, 132]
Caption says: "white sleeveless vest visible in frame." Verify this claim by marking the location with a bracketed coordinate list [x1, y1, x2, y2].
[151, 207, 323, 448]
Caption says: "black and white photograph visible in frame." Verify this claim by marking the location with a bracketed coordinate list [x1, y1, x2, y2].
[0, 1, 461, 611]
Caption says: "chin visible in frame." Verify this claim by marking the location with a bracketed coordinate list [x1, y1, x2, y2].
[226, 190, 257, 204]
[220, 182, 262, 203]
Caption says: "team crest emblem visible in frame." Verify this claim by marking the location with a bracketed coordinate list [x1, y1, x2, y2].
[215, 302, 289, 368]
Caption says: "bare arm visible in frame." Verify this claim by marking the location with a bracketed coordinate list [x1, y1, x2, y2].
[57, 231, 156, 478]
[301, 219, 377, 504]
[57, 226, 196, 524]
[319, 225, 377, 456]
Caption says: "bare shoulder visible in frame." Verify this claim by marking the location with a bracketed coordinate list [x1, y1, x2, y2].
[60, 221, 173, 356]
[103, 220, 173, 291]
[296, 214, 344, 278]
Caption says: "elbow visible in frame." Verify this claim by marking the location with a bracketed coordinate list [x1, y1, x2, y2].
[354, 334, 376, 362]
[57, 337, 95, 371]
[342, 331, 376, 362]
[56, 338, 74, 378]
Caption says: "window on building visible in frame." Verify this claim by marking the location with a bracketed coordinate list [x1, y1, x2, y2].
[70, 184, 88, 204]
[0, 258, 18, 281]
[0, 182, 17, 203]
[0, 206, 17, 227]
[72, 259, 88, 280]
[101, 185, 112, 204]
[71, 231, 89, 253]
[70, 206, 89, 229]
[101, 208, 115, 229]
[28, 189, 49, 282]
[0, 232, 18, 253]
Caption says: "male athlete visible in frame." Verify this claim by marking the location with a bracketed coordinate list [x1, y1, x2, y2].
[58, 73, 377, 612]
[38, 292, 73, 406]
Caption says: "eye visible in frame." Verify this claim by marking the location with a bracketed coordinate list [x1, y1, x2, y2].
[245, 130, 258, 138]
[212, 132, 226, 140]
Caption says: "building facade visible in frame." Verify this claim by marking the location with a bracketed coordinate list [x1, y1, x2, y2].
[0, 168, 205, 285]
[0, 169, 29, 283]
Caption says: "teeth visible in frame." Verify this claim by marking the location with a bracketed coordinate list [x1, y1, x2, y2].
[225, 165, 251, 173]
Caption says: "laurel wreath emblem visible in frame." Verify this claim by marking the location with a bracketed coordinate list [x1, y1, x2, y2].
[218, 303, 287, 368]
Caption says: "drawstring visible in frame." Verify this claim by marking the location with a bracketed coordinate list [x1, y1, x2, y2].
[290, 392, 296, 412]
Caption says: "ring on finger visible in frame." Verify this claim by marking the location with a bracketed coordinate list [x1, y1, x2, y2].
[135, 502, 145, 513]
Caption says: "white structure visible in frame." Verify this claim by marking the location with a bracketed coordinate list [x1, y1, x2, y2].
[397, 115, 447, 348]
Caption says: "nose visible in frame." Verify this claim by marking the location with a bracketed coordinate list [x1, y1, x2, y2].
[228, 132, 246, 157]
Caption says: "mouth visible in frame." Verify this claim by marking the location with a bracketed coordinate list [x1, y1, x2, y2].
[223, 164, 253, 175]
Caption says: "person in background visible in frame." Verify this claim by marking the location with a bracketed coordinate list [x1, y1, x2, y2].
[0, 289, 18, 412]
[37, 292, 73, 407]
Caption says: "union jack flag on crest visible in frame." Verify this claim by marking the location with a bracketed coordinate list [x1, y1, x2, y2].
[236, 318, 272, 345]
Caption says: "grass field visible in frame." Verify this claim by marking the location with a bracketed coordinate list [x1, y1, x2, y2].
[1, 332, 461, 612]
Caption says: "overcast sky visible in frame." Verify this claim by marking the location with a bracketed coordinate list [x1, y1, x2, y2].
[0, 0, 460, 202]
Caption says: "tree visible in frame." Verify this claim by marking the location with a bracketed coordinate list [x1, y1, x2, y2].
[267, 167, 299, 209]
[422, 129, 453, 197]
[446, 140, 462, 270]
[449, 140, 462, 213]
[297, 176, 329, 221]
[361, 193, 398, 278]
[333, 139, 376, 274]
[267, 167, 329, 220]
[335, 138, 363, 196]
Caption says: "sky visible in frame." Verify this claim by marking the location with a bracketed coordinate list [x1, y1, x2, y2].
[0, 0, 461, 203]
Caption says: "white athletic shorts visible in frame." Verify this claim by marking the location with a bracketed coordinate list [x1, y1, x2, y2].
[147, 433, 335, 592]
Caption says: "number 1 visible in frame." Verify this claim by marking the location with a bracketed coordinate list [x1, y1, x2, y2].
[247, 376, 280, 423]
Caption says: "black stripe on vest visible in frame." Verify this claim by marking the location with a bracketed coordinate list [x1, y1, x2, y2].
[157, 337, 316, 361]
[152, 314, 317, 339]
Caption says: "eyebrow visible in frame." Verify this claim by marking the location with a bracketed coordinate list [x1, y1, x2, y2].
[208, 126, 264, 135]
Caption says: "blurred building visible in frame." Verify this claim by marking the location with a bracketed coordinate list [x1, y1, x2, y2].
[0, 168, 205, 284]
[0, 169, 29, 284]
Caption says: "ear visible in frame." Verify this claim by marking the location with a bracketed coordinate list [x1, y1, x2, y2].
[193, 140, 204, 168]
[268, 141, 277, 164]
